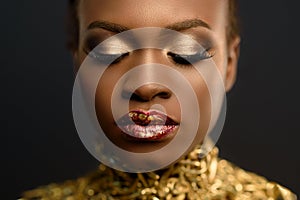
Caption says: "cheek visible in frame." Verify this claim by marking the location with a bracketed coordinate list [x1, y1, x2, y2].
[184, 70, 212, 145]
[193, 77, 211, 114]
[95, 69, 122, 124]
[214, 37, 230, 78]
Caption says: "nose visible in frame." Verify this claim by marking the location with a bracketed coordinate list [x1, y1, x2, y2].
[126, 84, 171, 102]
[122, 49, 172, 102]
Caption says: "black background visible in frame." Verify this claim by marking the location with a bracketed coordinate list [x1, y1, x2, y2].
[1, 0, 299, 199]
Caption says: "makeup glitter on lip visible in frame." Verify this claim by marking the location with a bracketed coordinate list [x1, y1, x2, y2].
[117, 110, 179, 141]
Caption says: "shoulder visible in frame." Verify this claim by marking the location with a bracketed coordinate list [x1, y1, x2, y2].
[19, 170, 104, 200]
[215, 158, 297, 200]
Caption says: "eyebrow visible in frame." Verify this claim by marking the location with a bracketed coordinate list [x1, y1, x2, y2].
[166, 19, 211, 31]
[87, 21, 129, 33]
[87, 19, 211, 32]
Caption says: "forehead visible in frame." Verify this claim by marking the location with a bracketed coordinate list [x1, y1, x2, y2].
[78, 0, 228, 31]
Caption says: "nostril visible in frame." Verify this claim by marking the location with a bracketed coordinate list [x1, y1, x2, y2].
[122, 91, 149, 102]
[122, 84, 172, 102]
[130, 93, 149, 102]
[122, 90, 171, 102]
[157, 92, 171, 99]
[130, 92, 171, 102]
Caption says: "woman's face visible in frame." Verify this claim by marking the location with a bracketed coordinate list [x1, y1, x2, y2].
[74, 0, 240, 153]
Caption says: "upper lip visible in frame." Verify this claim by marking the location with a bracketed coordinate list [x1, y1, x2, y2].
[117, 110, 179, 126]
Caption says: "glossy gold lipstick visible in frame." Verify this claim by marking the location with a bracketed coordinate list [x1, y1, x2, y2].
[117, 110, 179, 141]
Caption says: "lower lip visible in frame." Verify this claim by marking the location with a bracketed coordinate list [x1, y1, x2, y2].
[120, 124, 179, 141]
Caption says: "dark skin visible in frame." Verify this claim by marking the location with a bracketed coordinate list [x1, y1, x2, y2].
[73, 0, 240, 154]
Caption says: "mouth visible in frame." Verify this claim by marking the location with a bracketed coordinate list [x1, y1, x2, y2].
[116, 110, 179, 142]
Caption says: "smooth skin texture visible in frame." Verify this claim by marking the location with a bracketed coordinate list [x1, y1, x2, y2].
[73, 0, 240, 153]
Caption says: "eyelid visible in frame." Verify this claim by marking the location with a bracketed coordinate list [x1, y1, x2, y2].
[167, 41, 214, 55]
[167, 48, 214, 58]
[168, 45, 214, 56]
[168, 46, 201, 55]
[94, 46, 129, 54]
[167, 47, 215, 66]
[83, 48, 129, 65]
[84, 35, 131, 54]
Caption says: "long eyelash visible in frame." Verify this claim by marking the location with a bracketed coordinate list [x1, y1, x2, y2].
[167, 48, 215, 67]
[83, 48, 129, 65]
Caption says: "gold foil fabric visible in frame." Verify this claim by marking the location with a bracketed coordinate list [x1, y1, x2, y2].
[20, 146, 296, 200]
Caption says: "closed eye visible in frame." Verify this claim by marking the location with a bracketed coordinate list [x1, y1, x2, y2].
[83, 49, 129, 65]
[167, 48, 214, 66]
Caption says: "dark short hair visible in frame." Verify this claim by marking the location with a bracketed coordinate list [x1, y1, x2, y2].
[66, 0, 240, 51]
